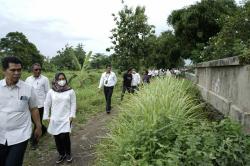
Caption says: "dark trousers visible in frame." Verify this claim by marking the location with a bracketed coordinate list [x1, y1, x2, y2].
[31, 107, 47, 146]
[104, 86, 114, 112]
[131, 86, 139, 93]
[0, 140, 28, 166]
[54, 133, 71, 156]
[121, 86, 132, 101]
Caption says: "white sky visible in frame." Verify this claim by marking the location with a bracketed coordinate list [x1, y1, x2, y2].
[0, 0, 204, 57]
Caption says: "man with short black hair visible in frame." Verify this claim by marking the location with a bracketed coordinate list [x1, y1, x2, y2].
[25, 63, 50, 149]
[0, 56, 42, 166]
[121, 68, 133, 100]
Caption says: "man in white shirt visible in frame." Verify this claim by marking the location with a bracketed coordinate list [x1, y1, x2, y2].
[98, 65, 117, 114]
[25, 63, 50, 149]
[131, 68, 141, 93]
[0, 56, 42, 166]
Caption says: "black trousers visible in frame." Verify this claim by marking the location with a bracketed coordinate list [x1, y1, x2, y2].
[31, 107, 47, 146]
[104, 86, 114, 112]
[131, 86, 139, 93]
[54, 133, 71, 156]
[0, 140, 28, 166]
[121, 86, 132, 101]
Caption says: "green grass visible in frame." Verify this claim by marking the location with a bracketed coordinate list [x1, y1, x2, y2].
[96, 77, 250, 166]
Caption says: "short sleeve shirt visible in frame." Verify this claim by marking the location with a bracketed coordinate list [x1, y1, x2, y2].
[0, 79, 38, 145]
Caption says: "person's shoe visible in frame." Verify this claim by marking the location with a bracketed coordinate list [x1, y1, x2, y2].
[66, 154, 73, 162]
[106, 111, 110, 114]
[56, 154, 66, 164]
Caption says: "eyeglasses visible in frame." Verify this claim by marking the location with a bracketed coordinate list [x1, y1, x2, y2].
[34, 69, 41, 71]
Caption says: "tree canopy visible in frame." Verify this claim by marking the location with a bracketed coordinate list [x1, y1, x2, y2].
[50, 44, 86, 70]
[168, 0, 238, 63]
[0, 32, 44, 69]
[107, 5, 155, 71]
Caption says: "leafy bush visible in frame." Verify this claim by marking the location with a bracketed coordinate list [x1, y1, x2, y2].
[97, 77, 250, 166]
[0, 67, 3, 79]
[201, 2, 250, 61]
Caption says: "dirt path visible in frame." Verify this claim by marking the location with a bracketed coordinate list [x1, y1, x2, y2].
[36, 110, 117, 166]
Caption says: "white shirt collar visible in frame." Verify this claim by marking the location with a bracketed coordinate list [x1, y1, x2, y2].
[1, 78, 21, 88]
[32, 75, 41, 79]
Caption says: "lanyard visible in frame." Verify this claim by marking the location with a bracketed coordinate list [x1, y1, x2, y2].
[105, 73, 111, 80]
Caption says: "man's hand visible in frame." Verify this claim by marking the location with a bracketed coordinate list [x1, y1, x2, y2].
[30, 107, 43, 141]
[34, 126, 42, 141]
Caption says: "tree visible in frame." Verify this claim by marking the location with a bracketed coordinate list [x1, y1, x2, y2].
[0, 32, 44, 69]
[156, 31, 184, 69]
[74, 43, 86, 68]
[50, 44, 86, 70]
[108, 4, 155, 71]
[90, 53, 111, 69]
[168, 0, 238, 62]
[202, 1, 250, 61]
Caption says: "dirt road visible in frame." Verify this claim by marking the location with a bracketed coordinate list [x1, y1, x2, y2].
[24, 110, 117, 166]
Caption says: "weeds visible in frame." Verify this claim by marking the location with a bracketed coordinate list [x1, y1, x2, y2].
[96, 77, 250, 166]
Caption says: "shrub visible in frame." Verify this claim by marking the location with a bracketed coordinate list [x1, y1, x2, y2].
[0, 68, 3, 79]
[97, 77, 250, 166]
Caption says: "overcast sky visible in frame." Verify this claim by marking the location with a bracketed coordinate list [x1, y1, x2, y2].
[0, 0, 204, 57]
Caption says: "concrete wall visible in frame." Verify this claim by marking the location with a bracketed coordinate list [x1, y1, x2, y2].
[186, 56, 250, 131]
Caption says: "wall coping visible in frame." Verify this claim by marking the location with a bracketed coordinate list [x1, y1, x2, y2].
[195, 56, 241, 68]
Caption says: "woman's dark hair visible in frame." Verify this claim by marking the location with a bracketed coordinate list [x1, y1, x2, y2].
[145, 70, 149, 74]
[1, 56, 22, 70]
[55, 72, 68, 83]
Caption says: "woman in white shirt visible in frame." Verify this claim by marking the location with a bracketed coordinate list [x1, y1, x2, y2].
[43, 72, 76, 164]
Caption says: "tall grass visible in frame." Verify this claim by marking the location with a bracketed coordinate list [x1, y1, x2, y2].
[96, 77, 250, 166]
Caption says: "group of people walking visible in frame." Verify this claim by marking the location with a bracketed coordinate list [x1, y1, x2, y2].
[0, 56, 165, 166]
[98, 66, 142, 115]
[0, 57, 76, 165]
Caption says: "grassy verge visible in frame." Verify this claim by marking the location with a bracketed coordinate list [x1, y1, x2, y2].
[96, 77, 250, 166]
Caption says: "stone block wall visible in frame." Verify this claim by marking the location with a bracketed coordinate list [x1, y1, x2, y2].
[186, 56, 250, 131]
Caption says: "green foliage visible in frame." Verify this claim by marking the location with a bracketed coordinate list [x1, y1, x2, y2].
[66, 69, 121, 123]
[81, 51, 92, 71]
[155, 31, 184, 69]
[97, 78, 250, 166]
[168, 0, 238, 63]
[74, 43, 86, 66]
[201, 2, 250, 61]
[239, 47, 250, 64]
[108, 4, 155, 71]
[50, 44, 86, 70]
[0, 67, 3, 79]
[42, 57, 57, 72]
[0, 32, 44, 69]
[90, 53, 111, 69]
